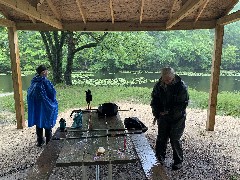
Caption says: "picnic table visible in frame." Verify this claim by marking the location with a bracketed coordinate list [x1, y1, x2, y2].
[27, 110, 169, 180]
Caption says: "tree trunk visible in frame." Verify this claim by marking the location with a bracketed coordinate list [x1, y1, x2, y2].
[40, 31, 107, 85]
[52, 60, 63, 84]
[40, 31, 66, 84]
[64, 32, 108, 85]
[64, 32, 75, 85]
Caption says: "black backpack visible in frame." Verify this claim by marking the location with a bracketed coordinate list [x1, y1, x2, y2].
[124, 117, 148, 133]
[97, 103, 118, 117]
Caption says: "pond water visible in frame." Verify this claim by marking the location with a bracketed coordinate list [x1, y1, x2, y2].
[1, 72, 240, 93]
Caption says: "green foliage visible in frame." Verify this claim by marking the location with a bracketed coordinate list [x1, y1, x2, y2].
[148, 30, 214, 71]
[187, 88, 240, 117]
[77, 32, 155, 72]
[0, 91, 28, 118]
[0, 27, 240, 73]
[222, 45, 238, 69]
[217, 91, 240, 117]
[0, 95, 16, 112]
[0, 27, 10, 72]
[18, 31, 49, 71]
[188, 88, 209, 109]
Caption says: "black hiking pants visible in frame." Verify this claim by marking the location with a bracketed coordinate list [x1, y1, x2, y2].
[36, 126, 52, 145]
[155, 115, 186, 164]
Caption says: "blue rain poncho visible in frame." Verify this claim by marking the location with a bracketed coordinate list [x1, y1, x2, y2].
[27, 75, 58, 129]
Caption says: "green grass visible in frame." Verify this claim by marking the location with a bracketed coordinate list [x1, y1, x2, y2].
[56, 84, 151, 112]
[188, 88, 240, 117]
[0, 85, 240, 124]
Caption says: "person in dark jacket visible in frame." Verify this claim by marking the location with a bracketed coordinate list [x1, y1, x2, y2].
[27, 65, 58, 147]
[151, 67, 189, 170]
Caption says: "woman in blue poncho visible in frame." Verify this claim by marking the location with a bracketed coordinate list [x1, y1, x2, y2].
[27, 65, 58, 147]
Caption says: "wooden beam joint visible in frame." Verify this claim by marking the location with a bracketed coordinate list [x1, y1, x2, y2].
[0, 0, 63, 29]
[217, 10, 240, 26]
[0, 18, 15, 27]
[76, 0, 86, 24]
[166, 0, 206, 29]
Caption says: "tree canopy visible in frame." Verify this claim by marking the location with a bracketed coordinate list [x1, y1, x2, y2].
[0, 16, 239, 84]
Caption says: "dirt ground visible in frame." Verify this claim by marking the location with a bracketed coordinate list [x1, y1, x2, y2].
[0, 101, 240, 180]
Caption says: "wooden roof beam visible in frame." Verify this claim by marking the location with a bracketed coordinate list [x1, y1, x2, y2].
[140, 0, 144, 24]
[46, 0, 61, 20]
[109, 0, 114, 24]
[194, 0, 209, 22]
[169, 0, 178, 20]
[16, 20, 216, 31]
[166, 0, 206, 29]
[76, 0, 86, 24]
[222, 0, 239, 16]
[0, 18, 15, 27]
[217, 10, 240, 26]
[0, 0, 62, 29]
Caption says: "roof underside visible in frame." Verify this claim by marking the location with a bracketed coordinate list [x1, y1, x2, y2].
[0, 0, 239, 31]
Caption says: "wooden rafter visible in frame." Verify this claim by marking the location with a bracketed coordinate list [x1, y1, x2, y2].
[109, 0, 114, 24]
[76, 0, 86, 24]
[217, 10, 240, 25]
[140, 0, 144, 24]
[29, 16, 37, 23]
[194, 0, 209, 22]
[169, 0, 178, 20]
[46, 0, 61, 20]
[0, 18, 15, 27]
[0, 0, 62, 29]
[222, 0, 239, 16]
[166, 0, 206, 29]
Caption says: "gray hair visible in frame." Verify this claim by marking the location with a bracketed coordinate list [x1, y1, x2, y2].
[161, 67, 175, 78]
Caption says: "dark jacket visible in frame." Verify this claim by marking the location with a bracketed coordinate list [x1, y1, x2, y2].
[150, 75, 189, 120]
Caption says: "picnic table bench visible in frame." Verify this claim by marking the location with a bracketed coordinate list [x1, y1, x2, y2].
[27, 110, 169, 180]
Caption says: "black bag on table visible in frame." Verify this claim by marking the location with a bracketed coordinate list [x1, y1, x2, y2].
[124, 117, 148, 133]
[97, 103, 118, 117]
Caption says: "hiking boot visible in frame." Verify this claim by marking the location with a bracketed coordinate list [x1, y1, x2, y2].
[36, 139, 45, 147]
[157, 156, 165, 165]
[172, 162, 183, 170]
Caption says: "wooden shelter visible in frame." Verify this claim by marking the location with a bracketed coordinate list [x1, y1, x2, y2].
[0, 0, 239, 130]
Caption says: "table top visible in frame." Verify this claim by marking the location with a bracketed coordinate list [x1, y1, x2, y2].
[55, 111, 138, 167]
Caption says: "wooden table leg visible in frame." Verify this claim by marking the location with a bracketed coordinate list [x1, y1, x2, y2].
[108, 163, 112, 180]
[82, 165, 87, 180]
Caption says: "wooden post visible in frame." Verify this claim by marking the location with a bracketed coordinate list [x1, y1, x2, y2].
[7, 26, 25, 129]
[206, 24, 224, 131]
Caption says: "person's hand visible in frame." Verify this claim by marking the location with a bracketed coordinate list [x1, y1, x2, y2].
[153, 118, 157, 125]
